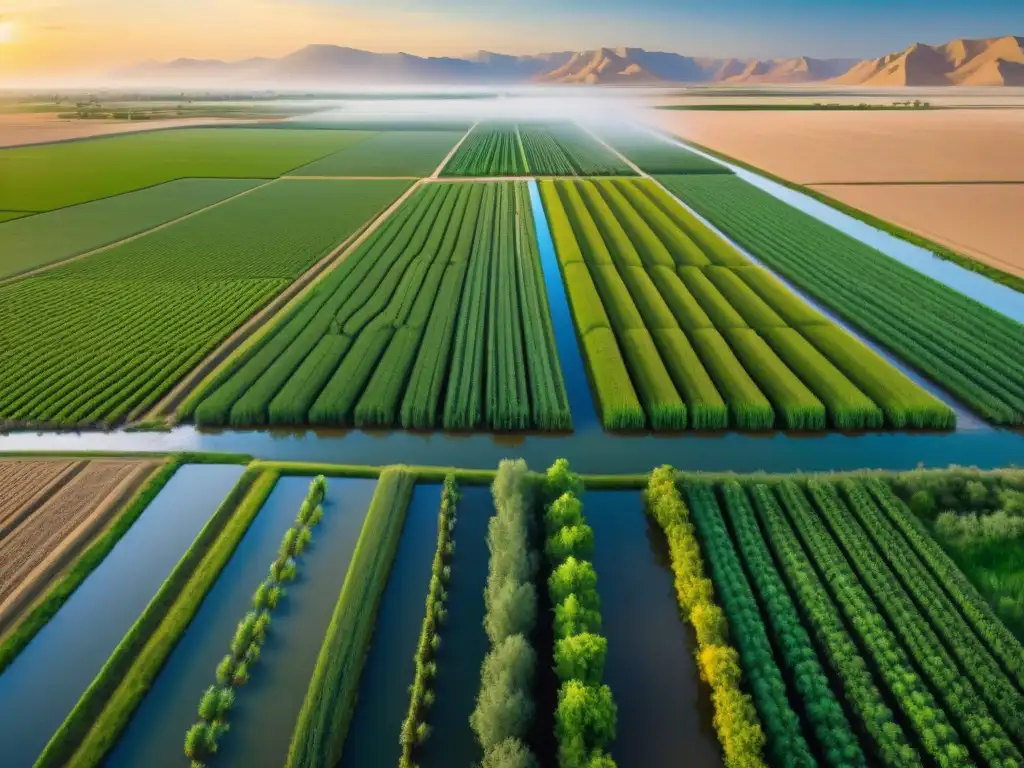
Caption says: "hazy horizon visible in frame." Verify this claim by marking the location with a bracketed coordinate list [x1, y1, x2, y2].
[0, 0, 1022, 84]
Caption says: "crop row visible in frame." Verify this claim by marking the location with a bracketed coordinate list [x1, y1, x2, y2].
[286, 468, 415, 767]
[440, 123, 527, 177]
[590, 123, 734, 175]
[518, 123, 634, 176]
[190, 181, 571, 431]
[0, 180, 409, 428]
[398, 474, 459, 766]
[540, 176, 951, 431]
[660, 174, 1024, 425]
[544, 460, 618, 767]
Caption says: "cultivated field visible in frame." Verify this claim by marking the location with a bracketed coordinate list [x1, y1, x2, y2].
[441, 122, 631, 177]
[0, 179, 410, 428]
[809, 183, 1024, 279]
[0, 128, 374, 212]
[287, 130, 466, 177]
[0, 459, 157, 630]
[648, 109, 1024, 278]
[190, 181, 570, 431]
[592, 122, 734, 175]
[541, 177, 950, 430]
[0, 112, 253, 149]
[662, 173, 1024, 424]
[0, 178, 262, 280]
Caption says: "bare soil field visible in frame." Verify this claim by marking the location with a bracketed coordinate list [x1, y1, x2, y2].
[0, 460, 158, 631]
[810, 183, 1024, 278]
[0, 113, 252, 148]
[647, 108, 1024, 183]
[0, 460, 83, 537]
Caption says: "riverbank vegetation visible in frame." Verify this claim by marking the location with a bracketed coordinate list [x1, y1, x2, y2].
[183, 475, 327, 766]
[544, 460, 617, 768]
[399, 474, 460, 767]
[471, 459, 540, 766]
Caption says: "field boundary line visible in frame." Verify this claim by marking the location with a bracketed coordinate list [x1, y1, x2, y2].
[140, 179, 426, 424]
[0, 179, 275, 288]
[577, 123, 647, 178]
[431, 121, 478, 179]
[0, 461, 157, 635]
[0, 460, 87, 540]
[281, 175, 420, 181]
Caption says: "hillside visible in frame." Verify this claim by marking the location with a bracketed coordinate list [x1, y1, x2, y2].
[832, 35, 1024, 86]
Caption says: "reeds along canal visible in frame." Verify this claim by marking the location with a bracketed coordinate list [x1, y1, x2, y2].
[0, 463, 245, 768]
[418, 485, 493, 768]
[585, 489, 723, 767]
[107, 475, 377, 768]
[339, 483, 441, 768]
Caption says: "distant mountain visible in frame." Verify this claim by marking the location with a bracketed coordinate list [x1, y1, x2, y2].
[113, 37, 1022, 87]
[832, 35, 1024, 86]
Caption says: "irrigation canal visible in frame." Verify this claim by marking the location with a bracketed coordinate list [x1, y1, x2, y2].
[0, 464, 245, 768]
[107, 476, 377, 768]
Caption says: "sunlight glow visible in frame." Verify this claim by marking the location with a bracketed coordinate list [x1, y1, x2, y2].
[0, 22, 16, 44]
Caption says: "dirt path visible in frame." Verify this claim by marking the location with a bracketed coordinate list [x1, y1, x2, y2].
[0, 460, 85, 539]
[0, 180, 273, 288]
[140, 179, 427, 423]
[431, 122, 477, 179]
[0, 460, 158, 633]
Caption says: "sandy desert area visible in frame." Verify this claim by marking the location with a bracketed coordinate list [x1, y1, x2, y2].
[0, 113, 250, 148]
[649, 107, 1024, 275]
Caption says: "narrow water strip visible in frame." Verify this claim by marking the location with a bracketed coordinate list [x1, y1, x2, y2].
[528, 180, 600, 432]
[420, 485, 492, 768]
[340, 483, 441, 768]
[107, 476, 377, 767]
[585, 490, 722, 767]
[0, 464, 245, 768]
[642, 126, 1024, 325]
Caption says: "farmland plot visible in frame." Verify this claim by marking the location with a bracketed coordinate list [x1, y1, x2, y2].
[190, 181, 570, 431]
[661, 173, 1024, 425]
[592, 123, 733, 175]
[286, 130, 466, 177]
[440, 124, 527, 177]
[518, 122, 634, 176]
[540, 177, 951, 431]
[0, 178, 262, 280]
[0, 179, 410, 428]
[0, 128, 375, 212]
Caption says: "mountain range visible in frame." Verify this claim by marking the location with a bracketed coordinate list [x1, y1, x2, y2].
[115, 35, 1024, 87]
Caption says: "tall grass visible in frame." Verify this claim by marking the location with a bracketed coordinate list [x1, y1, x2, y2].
[724, 328, 826, 430]
[286, 468, 415, 767]
[556, 182, 614, 267]
[677, 267, 749, 329]
[651, 329, 728, 430]
[183, 475, 328, 766]
[562, 263, 610, 336]
[762, 327, 883, 429]
[691, 328, 774, 429]
[619, 267, 678, 330]
[591, 181, 675, 269]
[610, 179, 710, 267]
[590, 265, 645, 331]
[619, 329, 687, 430]
[582, 328, 645, 430]
[801, 325, 955, 429]
[649, 266, 713, 332]
[539, 181, 585, 266]
[398, 475, 460, 766]
[704, 267, 786, 329]
[575, 181, 645, 269]
[731, 266, 828, 327]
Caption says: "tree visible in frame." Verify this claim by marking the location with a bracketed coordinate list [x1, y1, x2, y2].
[485, 578, 537, 644]
[555, 632, 607, 686]
[481, 737, 539, 768]
[549, 557, 599, 609]
[546, 459, 583, 500]
[546, 524, 594, 565]
[546, 492, 585, 534]
[554, 593, 602, 638]
[555, 681, 617, 768]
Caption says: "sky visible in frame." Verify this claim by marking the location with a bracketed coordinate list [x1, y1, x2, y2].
[0, 0, 1022, 80]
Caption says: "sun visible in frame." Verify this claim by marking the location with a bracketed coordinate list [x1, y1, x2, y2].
[0, 22, 15, 44]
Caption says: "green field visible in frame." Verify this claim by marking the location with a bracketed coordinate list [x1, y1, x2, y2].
[0, 212, 29, 223]
[660, 173, 1024, 425]
[189, 181, 570, 431]
[593, 124, 733, 175]
[0, 179, 409, 428]
[441, 122, 632, 177]
[541, 177, 951, 431]
[0, 128, 374, 212]
[286, 130, 465, 177]
[0, 179, 262, 280]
